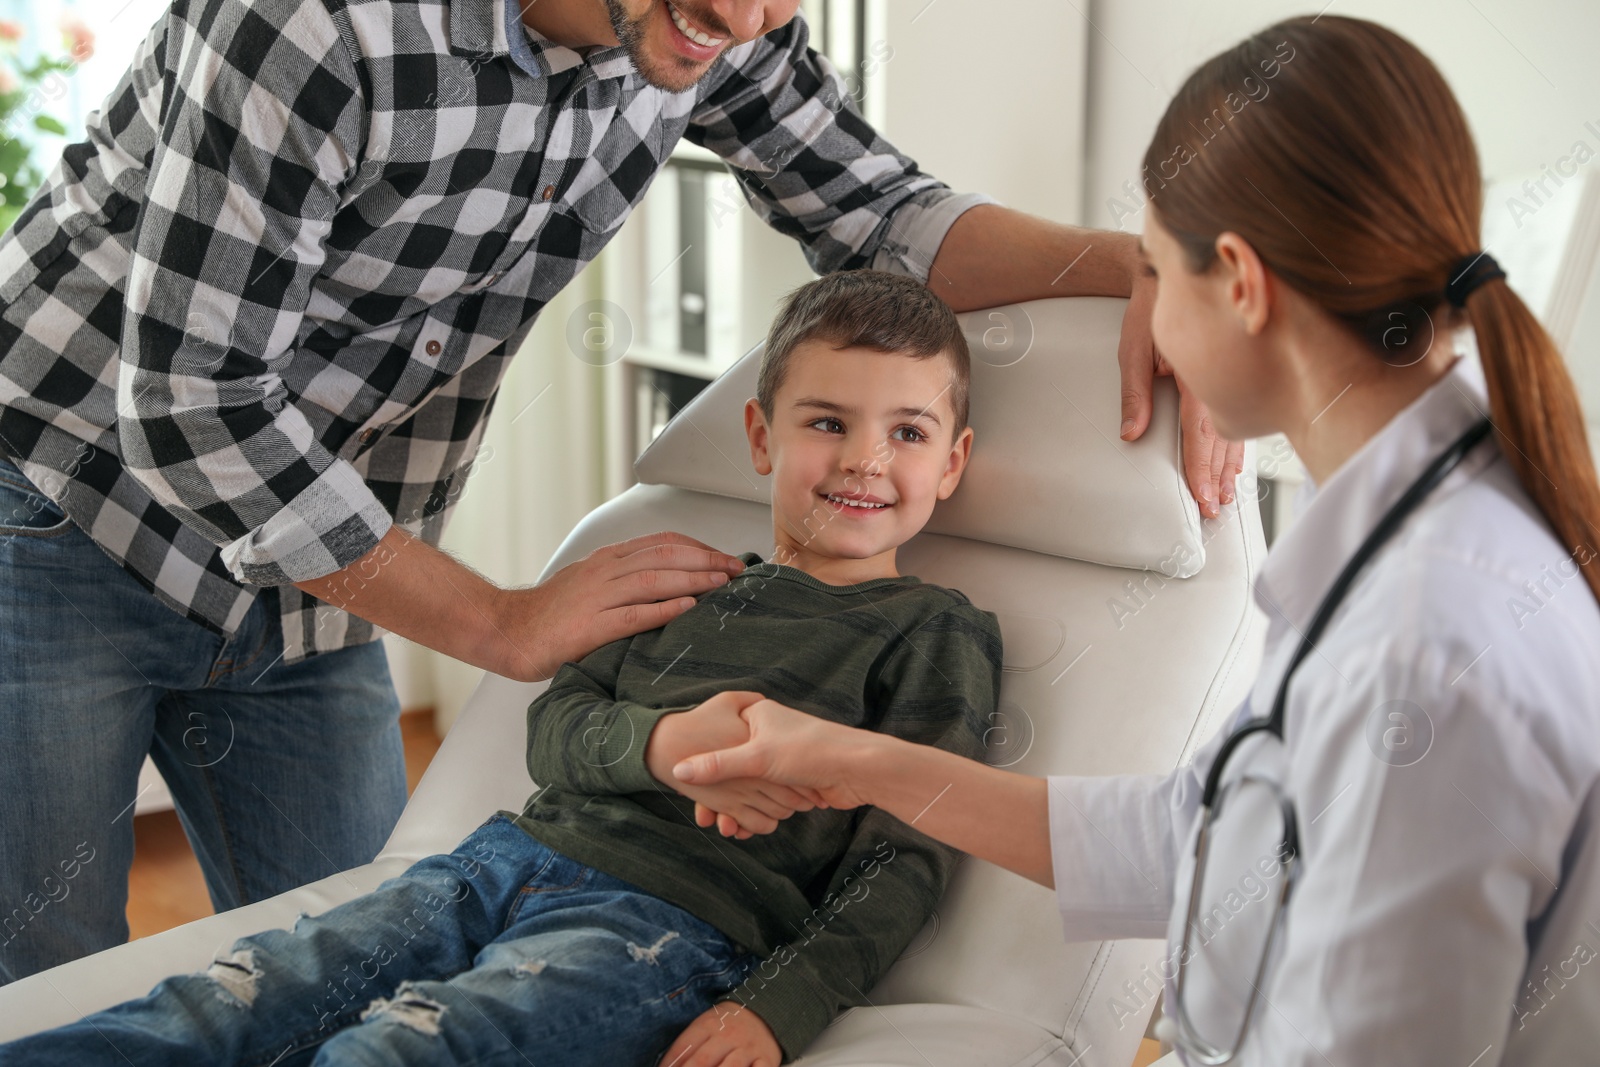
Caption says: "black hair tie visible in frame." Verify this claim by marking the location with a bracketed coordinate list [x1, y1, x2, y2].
[1444, 251, 1506, 308]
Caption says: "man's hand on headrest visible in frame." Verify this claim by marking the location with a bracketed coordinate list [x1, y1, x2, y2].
[1117, 270, 1245, 518]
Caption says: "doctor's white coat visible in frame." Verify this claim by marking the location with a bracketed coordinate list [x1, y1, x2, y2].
[1048, 355, 1600, 1064]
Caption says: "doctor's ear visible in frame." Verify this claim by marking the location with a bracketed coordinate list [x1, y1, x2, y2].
[744, 398, 774, 476]
[1213, 231, 1272, 336]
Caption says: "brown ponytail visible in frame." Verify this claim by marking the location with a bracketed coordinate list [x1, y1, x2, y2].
[1141, 15, 1600, 605]
[1469, 282, 1600, 602]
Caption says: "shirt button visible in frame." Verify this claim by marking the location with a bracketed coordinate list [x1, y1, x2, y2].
[425, 339, 443, 356]
[542, 184, 556, 201]
[484, 272, 502, 286]
[360, 428, 376, 444]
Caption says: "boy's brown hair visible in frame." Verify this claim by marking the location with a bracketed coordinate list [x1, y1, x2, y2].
[756, 269, 971, 435]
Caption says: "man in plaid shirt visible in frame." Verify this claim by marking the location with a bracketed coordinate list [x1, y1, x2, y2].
[0, 0, 1240, 992]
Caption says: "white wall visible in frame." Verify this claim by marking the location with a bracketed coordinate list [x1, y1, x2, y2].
[874, 0, 1089, 225]
[1080, 0, 1600, 230]
[1564, 247, 1600, 422]
[1079, 0, 1600, 430]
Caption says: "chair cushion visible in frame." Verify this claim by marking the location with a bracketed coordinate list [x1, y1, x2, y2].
[789, 1003, 1088, 1066]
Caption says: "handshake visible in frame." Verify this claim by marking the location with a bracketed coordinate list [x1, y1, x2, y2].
[642, 691, 873, 838]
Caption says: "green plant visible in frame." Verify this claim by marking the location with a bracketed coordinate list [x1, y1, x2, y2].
[0, 17, 92, 236]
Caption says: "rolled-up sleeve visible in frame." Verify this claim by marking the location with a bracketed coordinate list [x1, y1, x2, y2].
[686, 16, 996, 283]
[116, 0, 391, 586]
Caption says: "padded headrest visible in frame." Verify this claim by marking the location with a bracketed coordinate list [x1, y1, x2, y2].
[634, 296, 1204, 576]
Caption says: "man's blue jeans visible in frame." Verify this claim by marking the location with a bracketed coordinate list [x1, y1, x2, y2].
[0, 455, 408, 984]
[0, 814, 764, 1066]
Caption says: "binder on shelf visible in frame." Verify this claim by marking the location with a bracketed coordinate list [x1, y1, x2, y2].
[638, 155, 749, 373]
[632, 365, 714, 456]
[676, 166, 709, 355]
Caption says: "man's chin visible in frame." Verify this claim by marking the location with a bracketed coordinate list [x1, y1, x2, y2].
[630, 47, 719, 92]
[603, 0, 726, 93]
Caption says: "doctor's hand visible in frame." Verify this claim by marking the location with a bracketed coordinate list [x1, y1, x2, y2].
[658, 999, 781, 1067]
[645, 691, 826, 838]
[671, 699, 872, 837]
[1117, 270, 1245, 519]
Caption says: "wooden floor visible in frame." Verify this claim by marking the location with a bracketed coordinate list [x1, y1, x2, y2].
[125, 711, 1166, 1065]
[125, 709, 442, 940]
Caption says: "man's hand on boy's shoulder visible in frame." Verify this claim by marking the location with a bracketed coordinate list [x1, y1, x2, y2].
[497, 532, 745, 682]
[658, 999, 782, 1067]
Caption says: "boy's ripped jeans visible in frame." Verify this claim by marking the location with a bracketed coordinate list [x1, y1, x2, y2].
[0, 814, 762, 1066]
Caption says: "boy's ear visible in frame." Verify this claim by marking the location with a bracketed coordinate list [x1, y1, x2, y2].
[936, 425, 974, 501]
[744, 398, 773, 476]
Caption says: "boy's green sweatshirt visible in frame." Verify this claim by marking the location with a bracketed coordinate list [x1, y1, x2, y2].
[503, 551, 1003, 1062]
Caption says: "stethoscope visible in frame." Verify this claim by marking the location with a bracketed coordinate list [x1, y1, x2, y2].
[1156, 415, 1495, 1063]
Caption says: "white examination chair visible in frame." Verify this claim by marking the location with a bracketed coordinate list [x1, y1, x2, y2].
[0, 297, 1266, 1066]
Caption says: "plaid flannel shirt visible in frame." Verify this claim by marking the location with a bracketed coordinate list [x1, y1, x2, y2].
[0, 0, 992, 663]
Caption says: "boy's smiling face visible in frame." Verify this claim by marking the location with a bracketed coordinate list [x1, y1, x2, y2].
[745, 340, 974, 586]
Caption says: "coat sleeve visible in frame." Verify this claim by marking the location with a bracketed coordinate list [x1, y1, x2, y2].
[1046, 699, 1246, 942]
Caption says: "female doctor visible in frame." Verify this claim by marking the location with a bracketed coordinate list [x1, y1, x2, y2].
[670, 15, 1600, 1064]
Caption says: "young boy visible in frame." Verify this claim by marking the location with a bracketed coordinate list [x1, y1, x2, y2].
[0, 269, 1003, 1067]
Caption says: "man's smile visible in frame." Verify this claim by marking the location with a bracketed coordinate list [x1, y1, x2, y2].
[662, 0, 727, 59]
[666, 1, 727, 47]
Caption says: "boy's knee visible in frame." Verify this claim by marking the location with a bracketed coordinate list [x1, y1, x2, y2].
[201, 947, 262, 1008]
[359, 981, 447, 1036]
[625, 930, 680, 965]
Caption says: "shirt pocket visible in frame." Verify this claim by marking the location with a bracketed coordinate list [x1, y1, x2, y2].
[325, 167, 519, 304]
[561, 178, 629, 238]
[548, 92, 671, 245]
[563, 123, 669, 240]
